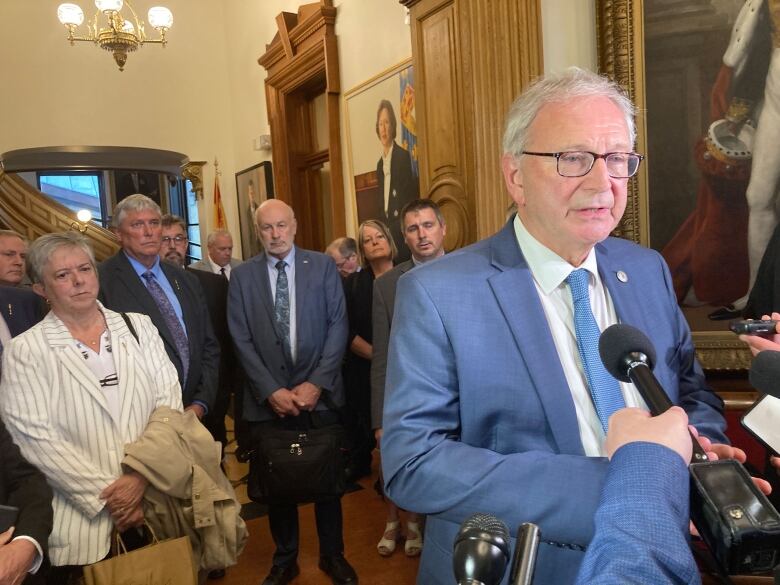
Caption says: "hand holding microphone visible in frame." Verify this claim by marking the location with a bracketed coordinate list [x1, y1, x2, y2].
[605, 406, 693, 464]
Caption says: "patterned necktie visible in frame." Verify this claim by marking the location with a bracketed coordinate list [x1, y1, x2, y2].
[274, 260, 292, 362]
[566, 268, 625, 432]
[142, 270, 190, 385]
[220, 266, 227, 280]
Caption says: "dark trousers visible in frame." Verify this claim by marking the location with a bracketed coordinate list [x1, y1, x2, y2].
[250, 413, 346, 568]
[268, 498, 345, 567]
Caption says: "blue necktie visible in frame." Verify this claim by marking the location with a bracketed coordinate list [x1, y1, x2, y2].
[142, 271, 190, 386]
[274, 260, 292, 363]
[566, 268, 625, 432]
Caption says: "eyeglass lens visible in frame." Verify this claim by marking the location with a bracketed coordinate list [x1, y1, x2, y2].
[558, 152, 641, 178]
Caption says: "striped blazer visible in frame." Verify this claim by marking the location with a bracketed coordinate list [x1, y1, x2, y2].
[0, 304, 183, 566]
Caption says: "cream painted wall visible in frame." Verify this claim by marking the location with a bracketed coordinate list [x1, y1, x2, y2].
[542, 1, 597, 72]
[1, 1, 593, 254]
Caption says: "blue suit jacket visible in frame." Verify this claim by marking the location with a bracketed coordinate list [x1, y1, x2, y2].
[576, 442, 699, 585]
[381, 220, 725, 584]
[227, 246, 348, 422]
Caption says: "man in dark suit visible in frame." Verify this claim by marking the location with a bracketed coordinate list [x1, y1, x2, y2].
[228, 199, 357, 585]
[158, 214, 240, 450]
[0, 231, 29, 288]
[0, 286, 45, 342]
[98, 194, 219, 416]
[0, 287, 52, 585]
[0, 418, 53, 585]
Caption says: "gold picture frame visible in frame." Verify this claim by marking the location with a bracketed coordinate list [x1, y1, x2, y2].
[596, 0, 752, 370]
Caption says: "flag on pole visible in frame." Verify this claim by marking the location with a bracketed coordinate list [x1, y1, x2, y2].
[213, 160, 227, 230]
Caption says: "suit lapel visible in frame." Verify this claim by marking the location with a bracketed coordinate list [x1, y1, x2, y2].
[596, 242, 648, 333]
[105, 310, 141, 441]
[41, 312, 113, 419]
[253, 253, 279, 339]
[487, 224, 585, 456]
[294, 248, 312, 334]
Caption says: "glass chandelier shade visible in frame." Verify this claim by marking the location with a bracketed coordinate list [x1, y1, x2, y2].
[94, 0, 123, 12]
[57, 3, 85, 26]
[147, 6, 173, 29]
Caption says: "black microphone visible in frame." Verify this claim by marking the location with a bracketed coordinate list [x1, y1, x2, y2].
[508, 523, 540, 585]
[598, 323, 708, 463]
[453, 513, 511, 585]
[750, 350, 780, 398]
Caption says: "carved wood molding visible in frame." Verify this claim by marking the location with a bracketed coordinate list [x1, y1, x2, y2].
[181, 161, 206, 200]
[0, 171, 119, 261]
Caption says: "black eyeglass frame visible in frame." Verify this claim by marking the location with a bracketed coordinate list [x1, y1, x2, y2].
[521, 150, 645, 178]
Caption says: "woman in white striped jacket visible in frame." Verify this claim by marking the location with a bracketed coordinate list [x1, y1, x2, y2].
[0, 232, 182, 585]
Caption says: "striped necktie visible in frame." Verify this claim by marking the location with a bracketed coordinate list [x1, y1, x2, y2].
[142, 270, 190, 385]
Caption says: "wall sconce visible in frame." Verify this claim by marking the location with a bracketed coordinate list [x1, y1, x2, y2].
[71, 209, 92, 233]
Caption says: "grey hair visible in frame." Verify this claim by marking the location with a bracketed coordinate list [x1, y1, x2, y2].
[207, 230, 232, 247]
[27, 232, 97, 285]
[326, 237, 357, 258]
[111, 194, 161, 228]
[502, 67, 636, 158]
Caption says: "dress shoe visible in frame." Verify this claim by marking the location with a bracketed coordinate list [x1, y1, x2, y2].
[261, 563, 299, 585]
[708, 304, 744, 321]
[318, 554, 358, 584]
[208, 568, 226, 580]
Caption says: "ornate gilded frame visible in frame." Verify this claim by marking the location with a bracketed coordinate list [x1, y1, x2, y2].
[596, 0, 750, 370]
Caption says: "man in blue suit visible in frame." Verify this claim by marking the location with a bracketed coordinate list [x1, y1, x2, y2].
[228, 199, 357, 585]
[381, 67, 735, 584]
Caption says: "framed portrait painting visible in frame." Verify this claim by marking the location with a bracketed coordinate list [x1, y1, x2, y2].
[344, 59, 420, 261]
[597, 0, 764, 370]
[235, 162, 274, 260]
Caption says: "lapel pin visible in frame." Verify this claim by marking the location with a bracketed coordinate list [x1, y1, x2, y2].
[7, 303, 12, 316]
[616, 270, 628, 283]
[303, 259, 309, 264]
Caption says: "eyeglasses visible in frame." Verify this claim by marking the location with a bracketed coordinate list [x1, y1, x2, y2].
[335, 253, 356, 269]
[521, 151, 644, 178]
[161, 235, 187, 245]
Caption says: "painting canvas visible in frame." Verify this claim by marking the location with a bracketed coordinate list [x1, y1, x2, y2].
[344, 60, 419, 261]
[235, 162, 273, 260]
[597, 0, 767, 369]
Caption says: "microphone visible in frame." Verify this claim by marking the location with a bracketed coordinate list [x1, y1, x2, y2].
[750, 351, 780, 398]
[453, 513, 511, 585]
[598, 323, 708, 462]
[508, 523, 540, 585]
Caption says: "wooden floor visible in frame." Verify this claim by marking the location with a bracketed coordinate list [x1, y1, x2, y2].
[220, 440, 421, 585]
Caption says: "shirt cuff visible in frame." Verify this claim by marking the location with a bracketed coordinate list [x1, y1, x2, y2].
[192, 400, 209, 415]
[12, 535, 43, 574]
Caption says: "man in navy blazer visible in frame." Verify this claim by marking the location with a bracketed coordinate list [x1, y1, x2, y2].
[0, 286, 45, 340]
[381, 68, 733, 584]
[98, 195, 219, 415]
[228, 199, 357, 585]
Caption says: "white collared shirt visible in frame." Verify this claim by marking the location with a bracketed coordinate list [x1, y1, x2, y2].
[207, 256, 231, 280]
[513, 215, 647, 456]
[266, 248, 297, 364]
[382, 148, 392, 215]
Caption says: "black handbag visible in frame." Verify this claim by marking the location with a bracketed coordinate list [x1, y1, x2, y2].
[248, 410, 347, 505]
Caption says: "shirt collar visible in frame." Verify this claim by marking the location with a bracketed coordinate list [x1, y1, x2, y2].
[125, 251, 163, 279]
[266, 246, 296, 270]
[208, 256, 224, 273]
[512, 214, 599, 294]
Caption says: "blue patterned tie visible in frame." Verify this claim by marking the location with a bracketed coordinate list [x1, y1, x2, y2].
[566, 268, 625, 432]
[274, 260, 292, 362]
[142, 271, 190, 385]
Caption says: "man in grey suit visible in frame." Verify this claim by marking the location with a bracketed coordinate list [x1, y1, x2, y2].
[190, 229, 242, 279]
[369, 199, 445, 557]
[98, 194, 219, 417]
[371, 198, 446, 432]
[227, 199, 357, 585]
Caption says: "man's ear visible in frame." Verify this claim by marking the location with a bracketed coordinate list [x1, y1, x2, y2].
[501, 153, 525, 208]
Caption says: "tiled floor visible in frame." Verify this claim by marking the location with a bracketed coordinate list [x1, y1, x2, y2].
[219, 424, 421, 585]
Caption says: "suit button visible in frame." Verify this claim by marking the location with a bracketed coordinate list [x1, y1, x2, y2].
[280, 365, 286, 370]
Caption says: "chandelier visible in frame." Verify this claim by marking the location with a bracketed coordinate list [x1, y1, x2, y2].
[57, 1, 173, 71]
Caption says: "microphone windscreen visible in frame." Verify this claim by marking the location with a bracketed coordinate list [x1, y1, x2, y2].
[749, 351, 780, 399]
[598, 323, 657, 382]
[455, 512, 510, 544]
[453, 513, 510, 585]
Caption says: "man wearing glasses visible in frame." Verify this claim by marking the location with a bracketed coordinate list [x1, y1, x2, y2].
[325, 237, 360, 279]
[381, 68, 734, 584]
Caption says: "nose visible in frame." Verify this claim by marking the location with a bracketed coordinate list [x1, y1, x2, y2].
[584, 157, 612, 190]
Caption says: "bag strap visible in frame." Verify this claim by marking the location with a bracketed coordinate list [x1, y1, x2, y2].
[120, 312, 139, 343]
